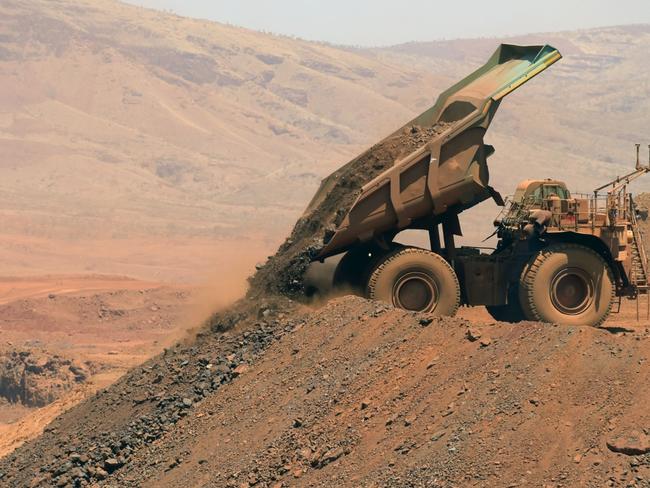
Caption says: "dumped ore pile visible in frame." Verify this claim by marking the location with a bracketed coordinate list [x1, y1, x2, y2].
[3, 298, 649, 487]
[249, 122, 451, 299]
[0, 296, 299, 487]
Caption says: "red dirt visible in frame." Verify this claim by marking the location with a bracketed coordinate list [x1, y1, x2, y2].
[0, 275, 195, 457]
[1, 296, 648, 487]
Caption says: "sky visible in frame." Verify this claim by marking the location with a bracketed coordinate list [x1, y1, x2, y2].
[124, 0, 650, 46]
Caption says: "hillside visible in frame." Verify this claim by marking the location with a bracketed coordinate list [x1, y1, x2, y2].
[1, 0, 649, 281]
[0, 297, 648, 487]
[0, 275, 197, 457]
[0, 0, 445, 281]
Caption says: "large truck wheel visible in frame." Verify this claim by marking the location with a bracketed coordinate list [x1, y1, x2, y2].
[518, 243, 615, 327]
[485, 285, 526, 323]
[367, 247, 460, 316]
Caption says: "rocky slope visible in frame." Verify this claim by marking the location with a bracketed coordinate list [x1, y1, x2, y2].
[0, 276, 197, 457]
[2, 3, 650, 487]
[0, 296, 648, 487]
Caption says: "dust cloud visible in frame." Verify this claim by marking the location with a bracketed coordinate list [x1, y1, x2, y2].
[180, 241, 270, 332]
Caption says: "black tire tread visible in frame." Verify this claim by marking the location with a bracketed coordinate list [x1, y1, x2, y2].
[519, 243, 615, 327]
[367, 247, 460, 316]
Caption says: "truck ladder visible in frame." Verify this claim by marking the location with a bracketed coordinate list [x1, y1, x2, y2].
[629, 201, 650, 319]
[629, 204, 649, 291]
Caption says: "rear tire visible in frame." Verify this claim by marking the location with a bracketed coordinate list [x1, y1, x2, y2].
[518, 243, 615, 327]
[367, 247, 460, 316]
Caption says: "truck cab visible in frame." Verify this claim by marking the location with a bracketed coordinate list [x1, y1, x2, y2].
[511, 179, 570, 205]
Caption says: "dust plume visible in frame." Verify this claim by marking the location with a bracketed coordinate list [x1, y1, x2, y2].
[181, 240, 270, 332]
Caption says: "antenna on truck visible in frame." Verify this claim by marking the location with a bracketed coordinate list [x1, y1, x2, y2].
[593, 144, 650, 196]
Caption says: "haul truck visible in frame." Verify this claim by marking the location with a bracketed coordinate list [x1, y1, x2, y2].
[308, 44, 649, 327]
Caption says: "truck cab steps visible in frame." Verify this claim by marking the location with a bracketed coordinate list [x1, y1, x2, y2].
[629, 197, 649, 292]
[628, 196, 649, 320]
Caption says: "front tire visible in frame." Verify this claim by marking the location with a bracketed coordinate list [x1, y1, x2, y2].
[518, 243, 615, 327]
[366, 247, 460, 316]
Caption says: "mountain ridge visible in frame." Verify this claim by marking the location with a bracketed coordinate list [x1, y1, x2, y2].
[1, 0, 649, 280]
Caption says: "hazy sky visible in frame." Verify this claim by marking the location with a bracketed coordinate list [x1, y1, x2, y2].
[125, 0, 650, 46]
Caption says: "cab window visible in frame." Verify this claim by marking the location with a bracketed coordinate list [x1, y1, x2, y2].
[542, 185, 568, 199]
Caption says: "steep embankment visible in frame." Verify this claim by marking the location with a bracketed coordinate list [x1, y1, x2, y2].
[1, 297, 649, 487]
[2, 2, 650, 486]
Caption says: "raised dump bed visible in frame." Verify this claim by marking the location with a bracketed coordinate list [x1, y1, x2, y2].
[314, 44, 562, 260]
[250, 44, 562, 297]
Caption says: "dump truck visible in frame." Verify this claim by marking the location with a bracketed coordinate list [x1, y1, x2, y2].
[307, 44, 649, 327]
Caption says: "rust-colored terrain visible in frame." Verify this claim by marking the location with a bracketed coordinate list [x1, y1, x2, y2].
[2, 0, 650, 280]
[0, 297, 649, 487]
[1, 1, 650, 487]
[0, 275, 196, 457]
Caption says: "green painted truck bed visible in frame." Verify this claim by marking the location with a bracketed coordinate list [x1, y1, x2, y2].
[312, 44, 562, 260]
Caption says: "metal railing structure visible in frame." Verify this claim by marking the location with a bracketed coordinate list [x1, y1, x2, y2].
[497, 145, 650, 320]
[498, 193, 617, 232]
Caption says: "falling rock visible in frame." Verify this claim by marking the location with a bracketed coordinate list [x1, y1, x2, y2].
[606, 431, 650, 455]
[232, 364, 249, 377]
[466, 329, 482, 342]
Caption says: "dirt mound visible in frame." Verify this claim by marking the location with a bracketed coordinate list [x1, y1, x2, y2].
[1, 297, 649, 487]
[0, 295, 299, 486]
[0, 276, 200, 457]
[0, 350, 92, 408]
[249, 123, 450, 299]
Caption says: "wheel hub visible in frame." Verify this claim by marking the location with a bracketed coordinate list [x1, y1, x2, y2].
[392, 272, 438, 312]
[550, 268, 594, 315]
